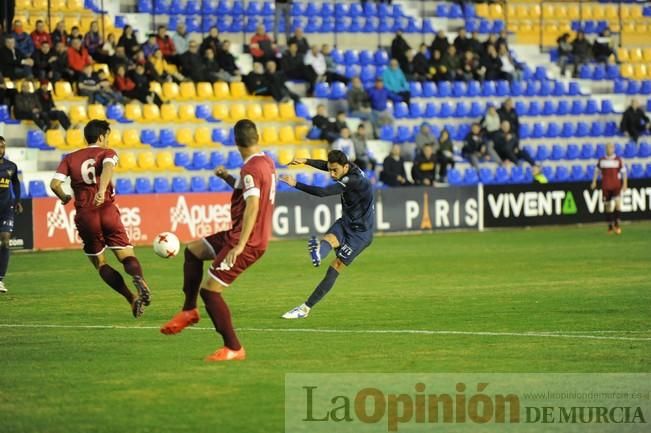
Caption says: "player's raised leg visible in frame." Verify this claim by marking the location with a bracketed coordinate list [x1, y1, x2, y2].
[283, 258, 345, 319]
[308, 233, 338, 267]
[201, 277, 246, 362]
[88, 252, 143, 317]
[114, 248, 151, 306]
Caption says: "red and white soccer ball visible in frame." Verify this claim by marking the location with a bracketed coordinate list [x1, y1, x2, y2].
[153, 232, 180, 258]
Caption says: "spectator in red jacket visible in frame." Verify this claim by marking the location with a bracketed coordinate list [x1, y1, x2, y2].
[155, 25, 177, 63]
[249, 24, 278, 64]
[31, 20, 52, 50]
[67, 37, 92, 77]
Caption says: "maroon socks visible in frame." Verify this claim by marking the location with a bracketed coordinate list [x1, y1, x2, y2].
[183, 248, 203, 311]
[122, 256, 143, 278]
[99, 264, 134, 303]
[200, 288, 241, 350]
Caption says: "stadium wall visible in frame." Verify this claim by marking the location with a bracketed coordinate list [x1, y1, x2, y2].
[19, 181, 651, 251]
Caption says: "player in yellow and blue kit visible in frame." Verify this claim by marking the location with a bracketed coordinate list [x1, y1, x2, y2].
[0, 136, 23, 293]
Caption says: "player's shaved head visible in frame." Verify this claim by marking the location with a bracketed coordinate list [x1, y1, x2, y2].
[84, 120, 111, 146]
[234, 119, 259, 148]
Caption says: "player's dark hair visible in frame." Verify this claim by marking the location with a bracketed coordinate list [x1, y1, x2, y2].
[0, 136, 5, 142]
[328, 150, 349, 166]
[233, 119, 259, 148]
[84, 119, 111, 145]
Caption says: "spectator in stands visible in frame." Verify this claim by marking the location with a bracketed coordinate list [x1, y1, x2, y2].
[441, 45, 462, 81]
[109, 45, 133, 73]
[468, 31, 483, 55]
[51, 21, 67, 47]
[391, 30, 411, 71]
[171, 23, 189, 56]
[498, 98, 519, 135]
[68, 26, 82, 45]
[380, 144, 411, 187]
[322, 44, 348, 84]
[265, 60, 299, 103]
[332, 127, 356, 162]
[274, 0, 292, 45]
[130, 63, 163, 106]
[415, 122, 437, 157]
[312, 104, 338, 143]
[30, 20, 51, 51]
[408, 44, 430, 81]
[84, 21, 106, 63]
[436, 128, 455, 182]
[347, 76, 372, 120]
[303, 44, 326, 85]
[67, 37, 91, 78]
[179, 40, 207, 82]
[382, 59, 410, 103]
[430, 30, 449, 59]
[204, 48, 238, 83]
[142, 34, 159, 58]
[0, 74, 17, 109]
[250, 24, 278, 64]
[412, 144, 437, 186]
[352, 123, 376, 171]
[497, 30, 509, 49]
[217, 40, 241, 79]
[593, 28, 617, 64]
[14, 81, 70, 131]
[367, 78, 398, 133]
[281, 42, 314, 88]
[556, 33, 572, 77]
[481, 104, 501, 140]
[35, 82, 70, 129]
[454, 28, 471, 54]
[101, 33, 117, 58]
[462, 50, 484, 81]
[118, 25, 140, 58]
[0, 36, 34, 79]
[483, 33, 498, 53]
[493, 120, 536, 166]
[51, 41, 74, 82]
[200, 26, 221, 56]
[288, 27, 309, 56]
[244, 62, 269, 96]
[620, 99, 650, 142]
[77, 64, 122, 105]
[156, 25, 177, 64]
[428, 49, 445, 81]
[571, 31, 592, 76]
[10, 20, 34, 58]
[463, 122, 500, 168]
[481, 44, 501, 81]
[334, 111, 350, 133]
[497, 44, 521, 81]
[32, 41, 57, 82]
[149, 48, 185, 82]
[113, 64, 159, 106]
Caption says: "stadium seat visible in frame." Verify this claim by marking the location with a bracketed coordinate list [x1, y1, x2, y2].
[178, 104, 197, 122]
[143, 104, 161, 122]
[189, 152, 209, 170]
[190, 176, 207, 192]
[55, 81, 82, 100]
[26, 130, 52, 150]
[213, 81, 230, 99]
[169, 176, 188, 193]
[194, 127, 213, 147]
[66, 129, 84, 149]
[174, 152, 191, 168]
[69, 106, 88, 124]
[209, 176, 229, 192]
[226, 151, 243, 168]
[115, 178, 134, 195]
[262, 127, 279, 144]
[117, 151, 137, 171]
[195, 104, 212, 121]
[107, 104, 125, 121]
[125, 104, 143, 122]
[247, 103, 263, 120]
[196, 82, 214, 99]
[179, 82, 196, 100]
[212, 104, 229, 121]
[311, 148, 327, 160]
[160, 104, 178, 122]
[229, 103, 246, 121]
[279, 102, 296, 120]
[123, 129, 143, 148]
[277, 149, 293, 166]
[156, 151, 175, 170]
[135, 177, 153, 194]
[28, 180, 48, 197]
[137, 151, 156, 171]
[153, 177, 171, 193]
[279, 126, 296, 144]
[230, 82, 248, 99]
[176, 128, 194, 147]
[163, 82, 180, 100]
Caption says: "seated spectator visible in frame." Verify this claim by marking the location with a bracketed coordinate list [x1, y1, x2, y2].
[468, 31, 483, 55]
[244, 62, 269, 96]
[77, 64, 123, 105]
[454, 28, 471, 55]
[462, 123, 501, 168]
[441, 45, 462, 81]
[593, 28, 617, 64]
[113, 64, 141, 103]
[352, 123, 376, 171]
[31, 20, 52, 50]
[414, 122, 437, 158]
[312, 104, 338, 143]
[130, 63, 163, 106]
[408, 44, 430, 82]
[428, 49, 445, 81]
[68, 26, 82, 44]
[250, 24, 278, 64]
[204, 48, 238, 83]
[288, 27, 309, 56]
[367, 78, 399, 133]
[149, 49, 185, 82]
[498, 98, 520, 134]
[483, 33, 499, 54]
[481, 44, 501, 81]
[412, 144, 437, 186]
[67, 37, 92, 78]
[331, 127, 356, 162]
[14, 81, 70, 131]
[265, 60, 299, 103]
[481, 104, 501, 140]
[347, 76, 372, 120]
[51, 41, 74, 82]
[281, 42, 314, 88]
[382, 58, 410, 104]
[436, 129, 455, 182]
[32, 41, 57, 82]
[110, 45, 133, 73]
[101, 33, 117, 58]
[118, 25, 140, 58]
[493, 120, 536, 166]
[84, 21, 106, 62]
[335, 111, 349, 132]
[0, 36, 34, 79]
[200, 26, 221, 56]
[0, 74, 17, 109]
[557, 33, 572, 77]
[10, 20, 34, 58]
[322, 44, 348, 84]
[462, 50, 484, 81]
[572, 31, 591, 76]
[179, 40, 206, 82]
[380, 144, 411, 187]
[156, 25, 177, 63]
[620, 99, 650, 142]
[171, 23, 189, 56]
[391, 30, 411, 71]
[430, 30, 449, 58]
[498, 44, 521, 82]
[497, 29, 509, 49]
[35, 82, 70, 129]
[142, 34, 160, 58]
[216, 40, 242, 80]
[51, 21, 68, 47]
[304, 44, 326, 84]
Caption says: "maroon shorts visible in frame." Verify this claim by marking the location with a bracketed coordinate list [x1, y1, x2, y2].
[202, 231, 265, 287]
[74, 204, 131, 256]
[602, 188, 621, 202]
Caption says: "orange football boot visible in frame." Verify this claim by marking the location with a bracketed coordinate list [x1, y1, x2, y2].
[614, 226, 622, 235]
[205, 346, 247, 362]
[160, 309, 200, 335]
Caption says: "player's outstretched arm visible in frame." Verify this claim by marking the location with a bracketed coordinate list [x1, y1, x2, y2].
[225, 195, 260, 267]
[280, 174, 345, 197]
[94, 161, 115, 206]
[590, 166, 599, 190]
[288, 158, 328, 171]
[215, 166, 236, 188]
[49, 179, 72, 204]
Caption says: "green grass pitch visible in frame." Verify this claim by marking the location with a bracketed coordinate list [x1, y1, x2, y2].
[1, 223, 650, 433]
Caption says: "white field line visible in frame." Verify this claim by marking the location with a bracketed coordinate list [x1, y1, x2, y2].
[0, 323, 650, 342]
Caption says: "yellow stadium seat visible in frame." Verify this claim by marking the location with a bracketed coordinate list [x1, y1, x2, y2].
[123, 129, 142, 148]
[581, 5, 593, 20]
[197, 82, 214, 99]
[137, 151, 156, 171]
[629, 5, 642, 19]
[64, 17, 77, 32]
[67, 0, 84, 11]
[150, 81, 162, 95]
[213, 81, 230, 99]
[50, 0, 66, 10]
[263, 103, 279, 120]
[279, 102, 295, 120]
[621, 22, 635, 34]
[475, 3, 488, 17]
[163, 82, 180, 100]
[179, 82, 196, 100]
[514, 5, 528, 19]
[230, 81, 248, 99]
[294, 148, 310, 160]
[618, 48, 630, 63]
[643, 48, 651, 62]
[161, 104, 178, 122]
[29, 0, 47, 10]
[229, 103, 246, 121]
[87, 104, 106, 120]
[156, 151, 175, 170]
[634, 64, 647, 80]
[108, 129, 123, 148]
[117, 152, 137, 171]
[488, 4, 503, 19]
[212, 104, 229, 120]
[93, 63, 110, 75]
[591, 5, 605, 20]
[179, 104, 196, 122]
[143, 104, 161, 121]
[277, 149, 294, 166]
[634, 23, 648, 33]
[529, 4, 541, 19]
[246, 103, 263, 120]
[176, 128, 194, 146]
[630, 48, 643, 63]
[124, 104, 143, 122]
[278, 126, 295, 144]
[46, 129, 66, 148]
[620, 64, 634, 79]
[69, 106, 88, 124]
[66, 129, 84, 148]
[194, 127, 213, 147]
[17, 0, 31, 10]
[566, 5, 579, 19]
[605, 5, 618, 20]
[262, 127, 278, 144]
[80, 17, 95, 33]
[311, 148, 327, 160]
[542, 4, 554, 18]
[54, 81, 75, 100]
[506, 4, 516, 19]
[295, 125, 309, 141]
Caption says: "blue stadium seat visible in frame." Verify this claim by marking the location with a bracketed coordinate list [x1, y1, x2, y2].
[189, 151, 210, 170]
[208, 151, 224, 169]
[360, 65, 376, 83]
[624, 142, 637, 159]
[409, 81, 422, 98]
[424, 103, 437, 118]
[579, 64, 592, 79]
[374, 49, 389, 66]
[546, 123, 559, 138]
[528, 101, 541, 116]
[555, 100, 569, 116]
[195, 104, 212, 121]
[28, 180, 47, 197]
[535, 145, 550, 161]
[313, 173, 329, 187]
[515, 100, 526, 116]
[358, 50, 373, 66]
[174, 152, 191, 167]
[570, 165, 585, 181]
[601, 99, 614, 114]
[519, 123, 530, 139]
[321, 2, 334, 17]
[606, 64, 619, 80]
[209, 128, 225, 144]
[447, 168, 463, 186]
[532, 123, 544, 138]
[555, 166, 570, 182]
[379, 125, 394, 141]
[561, 122, 574, 138]
[566, 144, 580, 160]
[226, 151, 243, 169]
[159, 129, 179, 147]
[208, 176, 228, 192]
[393, 102, 409, 119]
[542, 166, 554, 182]
[343, 50, 358, 66]
[496, 80, 510, 97]
[115, 178, 134, 194]
[589, 121, 604, 137]
[604, 121, 618, 137]
[640, 81, 651, 95]
[462, 168, 479, 185]
[481, 81, 496, 97]
[540, 81, 553, 97]
[304, 2, 318, 16]
[553, 81, 566, 96]
[314, 82, 330, 98]
[510, 166, 525, 183]
[438, 81, 451, 98]
[171, 176, 189, 192]
[627, 81, 641, 95]
[408, 103, 422, 119]
[479, 167, 493, 184]
[576, 122, 590, 137]
[395, 126, 412, 143]
[438, 102, 452, 118]
[614, 79, 627, 94]
[469, 101, 483, 117]
[580, 143, 594, 160]
[592, 64, 606, 80]
[154, 0, 170, 14]
[296, 173, 311, 185]
[330, 82, 347, 99]
[422, 82, 437, 97]
[344, 65, 359, 79]
[585, 99, 598, 115]
[494, 166, 509, 184]
[454, 102, 468, 118]
[524, 81, 538, 97]
[304, 17, 319, 33]
[153, 177, 171, 193]
[320, 18, 334, 33]
[467, 80, 480, 97]
[190, 176, 207, 192]
[510, 80, 523, 96]
[568, 82, 580, 96]
[349, 3, 362, 17]
[135, 177, 153, 194]
[107, 104, 125, 121]
[570, 100, 584, 115]
[595, 143, 606, 158]
[294, 102, 310, 120]
[307, 127, 321, 140]
[137, 0, 152, 12]
[638, 141, 651, 158]
[27, 130, 53, 150]
[542, 101, 555, 116]
[452, 81, 467, 97]
[629, 163, 644, 179]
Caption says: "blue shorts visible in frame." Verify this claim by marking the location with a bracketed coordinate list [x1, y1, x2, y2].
[327, 219, 373, 266]
[0, 207, 14, 233]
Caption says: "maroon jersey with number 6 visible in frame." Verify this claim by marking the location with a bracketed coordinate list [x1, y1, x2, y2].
[596, 155, 626, 191]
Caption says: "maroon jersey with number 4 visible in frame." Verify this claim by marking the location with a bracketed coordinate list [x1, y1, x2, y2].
[596, 155, 626, 191]
[54, 146, 119, 209]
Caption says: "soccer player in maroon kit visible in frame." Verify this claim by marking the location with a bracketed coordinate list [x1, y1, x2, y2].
[49, 120, 151, 317]
[160, 119, 276, 362]
[591, 142, 628, 235]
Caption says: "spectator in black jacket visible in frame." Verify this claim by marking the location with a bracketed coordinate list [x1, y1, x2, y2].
[481, 44, 501, 81]
[0, 74, 17, 110]
[204, 48, 230, 83]
[620, 99, 650, 142]
[557, 33, 572, 76]
[287, 27, 309, 56]
[200, 26, 221, 56]
[14, 81, 70, 131]
[109, 45, 133, 73]
[281, 42, 315, 84]
[51, 41, 74, 82]
[179, 40, 206, 82]
[593, 28, 616, 64]
[462, 123, 501, 168]
[411, 44, 430, 81]
[312, 104, 338, 143]
[498, 98, 519, 135]
[0, 36, 33, 79]
[391, 30, 411, 71]
[265, 60, 300, 103]
[572, 31, 592, 76]
[32, 41, 57, 82]
[118, 25, 140, 58]
[454, 28, 471, 54]
[51, 21, 68, 47]
[244, 62, 269, 96]
[217, 40, 241, 78]
[493, 121, 536, 166]
[436, 129, 455, 182]
[380, 144, 411, 187]
[430, 30, 449, 58]
[412, 144, 437, 186]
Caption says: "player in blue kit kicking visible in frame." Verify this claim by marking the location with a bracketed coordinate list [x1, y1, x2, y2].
[0, 136, 23, 293]
[279, 150, 375, 319]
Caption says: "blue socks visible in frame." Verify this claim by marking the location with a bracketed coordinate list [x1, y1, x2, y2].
[0, 245, 9, 281]
[306, 266, 340, 308]
[319, 240, 332, 259]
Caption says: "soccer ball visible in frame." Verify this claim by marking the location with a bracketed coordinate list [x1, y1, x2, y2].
[153, 232, 180, 258]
